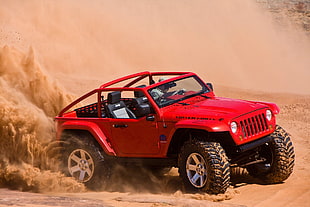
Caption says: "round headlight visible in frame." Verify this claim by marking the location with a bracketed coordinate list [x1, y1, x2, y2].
[230, 122, 238, 134]
[266, 110, 272, 121]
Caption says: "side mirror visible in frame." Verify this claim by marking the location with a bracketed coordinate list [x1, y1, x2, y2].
[146, 115, 155, 121]
[206, 83, 213, 91]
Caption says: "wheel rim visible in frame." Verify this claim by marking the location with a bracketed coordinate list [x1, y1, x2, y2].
[186, 153, 207, 188]
[68, 149, 95, 182]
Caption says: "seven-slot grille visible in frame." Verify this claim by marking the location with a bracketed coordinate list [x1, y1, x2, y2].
[239, 113, 269, 139]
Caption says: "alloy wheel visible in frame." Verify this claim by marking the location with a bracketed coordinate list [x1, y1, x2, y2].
[186, 153, 207, 188]
[68, 149, 95, 182]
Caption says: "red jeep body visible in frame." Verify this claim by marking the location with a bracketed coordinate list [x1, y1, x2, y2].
[55, 71, 293, 194]
[56, 71, 278, 156]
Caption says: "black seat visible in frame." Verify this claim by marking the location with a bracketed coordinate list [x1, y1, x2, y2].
[107, 91, 136, 119]
[134, 85, 147, 98]
[133, 87, 152, 117]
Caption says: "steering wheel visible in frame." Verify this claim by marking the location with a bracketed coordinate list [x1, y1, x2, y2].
[172, 89, 185, 96]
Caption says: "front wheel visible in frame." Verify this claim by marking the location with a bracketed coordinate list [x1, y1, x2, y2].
[246, 125, 295, 183]
[178, 140, 230, 194]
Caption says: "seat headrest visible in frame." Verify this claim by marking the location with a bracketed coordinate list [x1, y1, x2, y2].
[136, 96, 148, 105]
[134, 85, 146, 98]
[134, 91, 144, 98]
[107, 91, 121, 104]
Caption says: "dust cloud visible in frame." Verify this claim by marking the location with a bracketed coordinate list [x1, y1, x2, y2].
[0, 0, 309, 198]
[1, 0, 309, 94]
[0, 46, 84, 192]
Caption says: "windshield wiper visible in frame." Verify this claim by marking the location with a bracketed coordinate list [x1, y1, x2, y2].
[177, 102, 190, 106]
[199, 94, 211, 99]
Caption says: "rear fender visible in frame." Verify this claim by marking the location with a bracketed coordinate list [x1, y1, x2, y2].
[175, 119, 230, 132]
[58, 120, 116, 156]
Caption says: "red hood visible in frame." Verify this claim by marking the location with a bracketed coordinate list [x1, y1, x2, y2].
[162, 96, 269, 121]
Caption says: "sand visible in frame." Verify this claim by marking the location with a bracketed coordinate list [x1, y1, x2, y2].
[0, 0, 309, 206]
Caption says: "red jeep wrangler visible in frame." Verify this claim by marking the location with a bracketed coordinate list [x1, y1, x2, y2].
[55, 71, 294, 194]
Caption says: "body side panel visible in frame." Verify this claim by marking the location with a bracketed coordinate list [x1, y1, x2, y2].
[56, 118, 116, 156]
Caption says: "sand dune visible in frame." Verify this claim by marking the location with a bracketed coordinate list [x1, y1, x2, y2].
[0, 0, 309, 206]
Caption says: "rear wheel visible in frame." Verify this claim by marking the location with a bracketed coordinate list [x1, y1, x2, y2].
[68, 148, 95, 183]
[246, 125, 295, 183]
[178, 140, 230, 194]
[61, 132, 112, 190]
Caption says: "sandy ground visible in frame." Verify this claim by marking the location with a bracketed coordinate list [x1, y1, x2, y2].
[0, 0, 310, 207]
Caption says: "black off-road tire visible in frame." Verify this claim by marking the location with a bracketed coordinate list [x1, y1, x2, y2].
[60, 132, 112, 190]
[178, 140, 230, 194]
[246, 125, 295, 183]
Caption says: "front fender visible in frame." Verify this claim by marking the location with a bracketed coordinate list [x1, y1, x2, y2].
[253, 101, 280, 114]
[175, 119, 230, 132]
[59, 120, 116, 156]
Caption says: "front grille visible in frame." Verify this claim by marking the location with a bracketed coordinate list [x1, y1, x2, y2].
[239, 113, 269, 138]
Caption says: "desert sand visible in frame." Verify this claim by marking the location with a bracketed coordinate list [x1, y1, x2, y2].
[0, 0, 309, 206]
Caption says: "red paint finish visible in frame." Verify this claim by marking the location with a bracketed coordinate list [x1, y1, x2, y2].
[55, 71, 278, 157]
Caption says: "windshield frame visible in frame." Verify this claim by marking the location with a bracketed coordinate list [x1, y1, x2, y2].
[147, 75, 209, 108]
